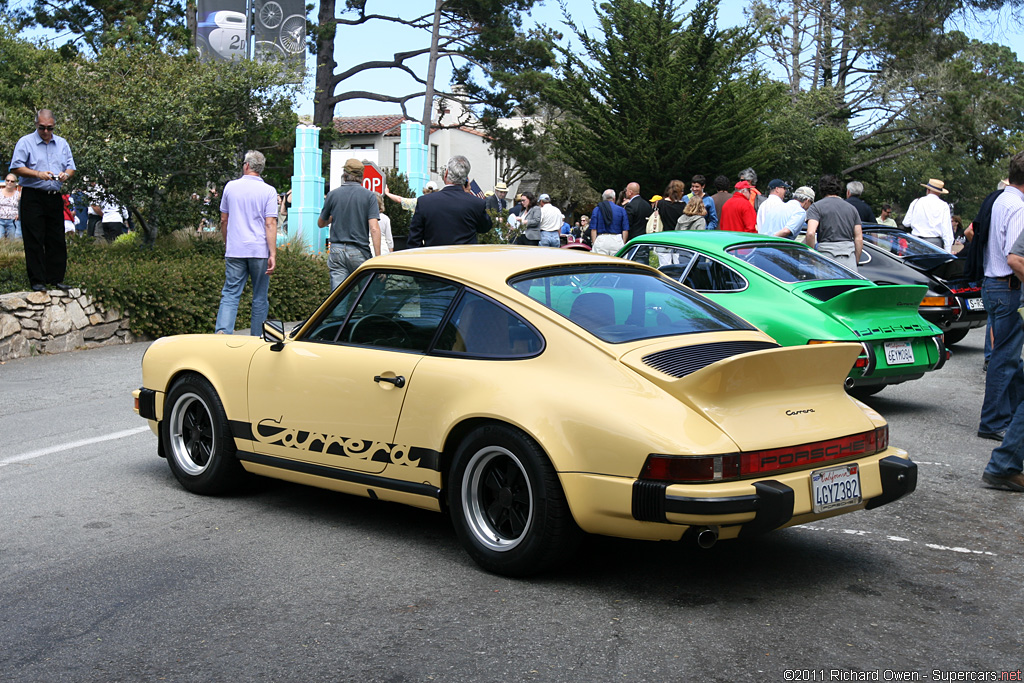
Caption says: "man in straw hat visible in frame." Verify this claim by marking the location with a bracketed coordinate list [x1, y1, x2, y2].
[902, 178, 954, 251]
[485, 181, 509, 213]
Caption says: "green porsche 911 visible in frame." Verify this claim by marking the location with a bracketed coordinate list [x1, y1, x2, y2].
[618, 231, 947, 397]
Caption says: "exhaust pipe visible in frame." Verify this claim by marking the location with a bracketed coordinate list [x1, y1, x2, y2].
[844, 377, 855, 390]
[695, 526, 719, 549]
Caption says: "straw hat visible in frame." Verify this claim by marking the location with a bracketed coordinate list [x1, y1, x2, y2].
[920, 178, 949, 194]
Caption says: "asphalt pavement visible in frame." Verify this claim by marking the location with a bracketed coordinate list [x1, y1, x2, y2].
[0, 330, 1021, 682]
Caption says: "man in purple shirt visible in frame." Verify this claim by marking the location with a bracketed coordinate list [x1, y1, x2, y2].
[215, 150, 278, 336]
[9, 109, 76, 291]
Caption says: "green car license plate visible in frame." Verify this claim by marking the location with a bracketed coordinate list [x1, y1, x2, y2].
[883, 341, 914, 365]
[811, 464, 862, 513]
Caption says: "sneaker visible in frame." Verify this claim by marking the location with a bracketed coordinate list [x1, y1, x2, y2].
[977, 430, 1006, 442]
[982, 471, 1024, 492]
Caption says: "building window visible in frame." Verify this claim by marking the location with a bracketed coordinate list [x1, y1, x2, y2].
[393, 142, 400, 169]
[351, 143, 374, 150]
[430, 145, 438, 173]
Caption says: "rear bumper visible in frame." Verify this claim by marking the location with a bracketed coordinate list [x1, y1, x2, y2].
[558, 450, 915, 542]
[633, 455, 916, 532]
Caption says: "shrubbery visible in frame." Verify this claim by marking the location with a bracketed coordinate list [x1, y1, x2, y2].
[0, 232, 332, 338]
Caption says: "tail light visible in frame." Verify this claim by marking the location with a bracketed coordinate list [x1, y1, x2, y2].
[808, 339, 870, 370]
[639, 426, 889, 483]
[920, 296, 951, 307]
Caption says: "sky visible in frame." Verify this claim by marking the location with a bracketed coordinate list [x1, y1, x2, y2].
[297, 0, 1024, 121]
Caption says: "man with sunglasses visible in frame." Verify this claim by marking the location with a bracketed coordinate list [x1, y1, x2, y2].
[9, 109, 76, 291]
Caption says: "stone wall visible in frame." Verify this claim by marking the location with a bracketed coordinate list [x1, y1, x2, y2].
[0, 288, 136, 361]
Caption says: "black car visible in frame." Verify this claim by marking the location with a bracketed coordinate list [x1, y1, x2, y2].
[857, 225, 984, 345]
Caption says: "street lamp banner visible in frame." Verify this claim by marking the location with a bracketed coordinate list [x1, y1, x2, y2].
[197, 0, 249, 62]
[253, 0, 306, 83]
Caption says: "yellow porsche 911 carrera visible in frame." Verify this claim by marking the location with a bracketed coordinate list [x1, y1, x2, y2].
[133, 246, 916, 576]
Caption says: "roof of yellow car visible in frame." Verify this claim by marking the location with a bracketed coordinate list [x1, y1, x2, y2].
[366, 245, 643, 285]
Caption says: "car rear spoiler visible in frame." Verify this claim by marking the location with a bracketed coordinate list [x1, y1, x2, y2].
[620, 343, 877, 451]
[797, 284, 931, 331]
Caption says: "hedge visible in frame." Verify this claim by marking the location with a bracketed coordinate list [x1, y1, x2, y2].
[0, 232, 332, 338]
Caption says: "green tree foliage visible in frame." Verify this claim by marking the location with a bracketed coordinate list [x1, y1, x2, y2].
[547, 0, 777, 196]
[382, 167, 412, 237]
[11, 0, 191, 55]
[0, 26, 60, 165]
[33, 43, 298, 238]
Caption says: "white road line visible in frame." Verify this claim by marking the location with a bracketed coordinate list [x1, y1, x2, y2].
[0, 426, 152, 467]
[793, 524, 997, 556]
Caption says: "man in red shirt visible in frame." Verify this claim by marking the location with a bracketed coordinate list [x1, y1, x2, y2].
[719, 180, 757, 232]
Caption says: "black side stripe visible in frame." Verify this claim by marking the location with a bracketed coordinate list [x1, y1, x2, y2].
[230, 420, 254, 441]
[236, 450, 442, 500]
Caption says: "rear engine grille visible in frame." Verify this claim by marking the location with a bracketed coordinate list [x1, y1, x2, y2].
[642, 341, 780, 378]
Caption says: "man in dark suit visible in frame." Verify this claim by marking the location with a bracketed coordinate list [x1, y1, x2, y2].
[407, 155, 492, 247]
[624, 182, 653, 242]
[485, 181, 509, 213]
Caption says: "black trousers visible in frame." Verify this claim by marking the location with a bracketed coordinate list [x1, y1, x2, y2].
[20, 187, 67, 286]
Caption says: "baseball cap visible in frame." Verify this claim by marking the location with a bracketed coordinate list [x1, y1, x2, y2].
[538, 193, 550, 202]
[793, 186, 815, 201]
[343, 158, 364, 175]
[767, 179, 791, 191]
[734, 180, 754, 190]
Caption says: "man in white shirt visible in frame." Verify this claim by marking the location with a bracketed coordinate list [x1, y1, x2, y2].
[978, 154, 1024, 443]
[756, 179, 796, 235]
[903, 178, 954, 251]
[537, 193, 563, 248]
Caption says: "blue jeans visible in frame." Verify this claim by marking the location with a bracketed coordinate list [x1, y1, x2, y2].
[985, 398, 1024, 476]
[0, 218, 19, 239]
[979, 277, 1024, 432]
[539, 231, 560, 247]
[215, 257, 269, 336]
[328, 244, 368, 291]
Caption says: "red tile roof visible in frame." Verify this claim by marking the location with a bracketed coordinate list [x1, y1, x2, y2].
[333, 115, 407, 135]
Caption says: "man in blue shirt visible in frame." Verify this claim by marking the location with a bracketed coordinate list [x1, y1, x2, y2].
[10, 110, 76, 291]
[589, 189, 629, 255]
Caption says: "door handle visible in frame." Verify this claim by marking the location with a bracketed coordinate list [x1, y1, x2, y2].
[374, 375, 406, 388]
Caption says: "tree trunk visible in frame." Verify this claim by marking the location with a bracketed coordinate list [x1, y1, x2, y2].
[313, 0, 338, 132]
[790, 0, 801, 96]
[187, 0, 197, 49]
[420, 0, 444, 146]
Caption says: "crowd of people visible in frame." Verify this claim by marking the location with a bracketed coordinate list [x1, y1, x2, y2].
[8, 114, 1024, 494]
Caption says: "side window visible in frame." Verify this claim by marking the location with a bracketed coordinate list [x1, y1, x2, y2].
[627, 244, 696, 282]
[340, 272, 459, 351]
[683, 255, 746, 292]
[304, 272, 370, 342]
[436, 292, 543, 358]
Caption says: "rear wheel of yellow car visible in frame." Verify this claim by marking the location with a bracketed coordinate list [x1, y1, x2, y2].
[162, 373, 244, 495]
[449, 424, 580, 576]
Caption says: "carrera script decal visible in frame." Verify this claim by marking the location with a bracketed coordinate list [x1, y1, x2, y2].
[253, 417, 420, 467]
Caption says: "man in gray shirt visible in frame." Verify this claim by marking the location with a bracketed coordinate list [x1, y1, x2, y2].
[319, 158, 380, 290]
[805, 174, 863, 272]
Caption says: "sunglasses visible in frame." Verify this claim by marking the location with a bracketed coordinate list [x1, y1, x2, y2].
[37, 125, 55, 131]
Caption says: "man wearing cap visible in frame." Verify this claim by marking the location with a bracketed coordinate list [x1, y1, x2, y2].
[537, 193, 563, 247]
[719, 181, 758, 232]
[485, 181, 509, 213]
[776, 186, 815, 239]
[407, 155, 490, 248]
[318, 158, 380, 291]
[805, 174, 862, 271]
[903, 178, 954, 251]
[10, 109, 76, 291]
[755, 179, 794, 236]
[845, 181, 876, 224]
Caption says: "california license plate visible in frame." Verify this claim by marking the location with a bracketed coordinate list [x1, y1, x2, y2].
[966, 297, 984, 311]
[883, 341, 914, 365]
[811, 464, 862, 513]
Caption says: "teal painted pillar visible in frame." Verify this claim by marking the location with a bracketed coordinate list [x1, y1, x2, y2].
[399, 122, 429, 195]
[290, 124, 325, 253]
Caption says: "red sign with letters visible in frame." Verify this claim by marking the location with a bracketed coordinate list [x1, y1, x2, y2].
[362, 162, 384, 195]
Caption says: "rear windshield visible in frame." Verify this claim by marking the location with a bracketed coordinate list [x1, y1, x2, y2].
[509, 268, 755, 343]
[725, 243, 864, 283]
[863, 230, 947, 258]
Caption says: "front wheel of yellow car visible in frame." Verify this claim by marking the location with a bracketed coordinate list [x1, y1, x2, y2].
[162, 373, 244, 495]
[449, 424, 581, 577]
